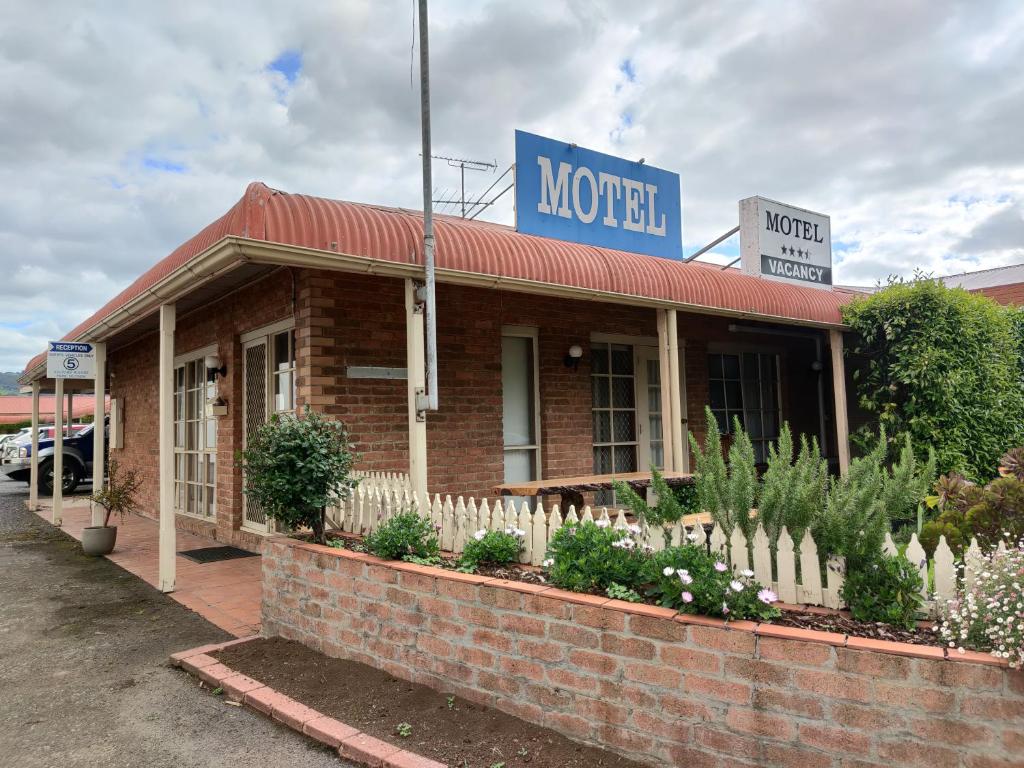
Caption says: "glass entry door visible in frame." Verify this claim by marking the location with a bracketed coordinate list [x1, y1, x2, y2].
[242, 338, 269, 533]
[636, 347, 664, 472]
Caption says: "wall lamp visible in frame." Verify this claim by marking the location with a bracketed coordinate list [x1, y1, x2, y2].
[563, 344, 583, 370]
[204, 354, 228, 378]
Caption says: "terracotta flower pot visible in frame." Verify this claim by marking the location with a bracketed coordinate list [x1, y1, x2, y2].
[82, 525, 117, 556]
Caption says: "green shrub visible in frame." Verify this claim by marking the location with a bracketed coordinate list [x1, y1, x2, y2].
[671, 482, 700, 515]
[458, 527, 524, 572]
[842, 275, 1024, 481]
[964, 476, 1024, 549]
[89, 459, 141, 527]
[543, 520, 647, 593]
[643, 545, 781, 621]
[238, 406, 357, 544]
[688, 406, 758, 539]
[606, 583, 643, 603]
[613, 468, 686, 527]
[364, 511, 440, 561]
[757, 424, 828, 546]
[840, 554, 924, 630]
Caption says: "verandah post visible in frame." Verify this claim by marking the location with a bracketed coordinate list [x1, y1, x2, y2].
[158, 304, 176, 593]
[405, 279, 428, 500]
[29, 381, 40, 511]
[829, 329, 850, 474]
[91, 342, 106, 526]
[666, 309, 685, 471]
[656, 310, 675, 472]
[53, 377, 63, 526]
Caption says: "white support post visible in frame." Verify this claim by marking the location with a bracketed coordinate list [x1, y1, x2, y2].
[158, 304, 176, 592]
[66, 392, 73, 436]
[29, 382, 39, 511]
[829, 329, 850, 475]
[53, 378, 64, 526]
[91, 342, 106, 526]
[656, 310, 675, 472]
[666, 309, 685, 472]
[405, 279, 428, 500]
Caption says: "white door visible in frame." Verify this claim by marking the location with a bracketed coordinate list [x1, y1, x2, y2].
[636, 345, 688, 473]
[242, 338, 270, 533]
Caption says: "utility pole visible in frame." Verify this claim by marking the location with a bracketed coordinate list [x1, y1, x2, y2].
[417, 0, 438, 412]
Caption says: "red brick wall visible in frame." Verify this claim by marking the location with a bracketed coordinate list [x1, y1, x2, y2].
[110, 265, 838, 547]
[295, 269, 830, 500]
[263, 538, 1024, 768]
[108, 269, 295, 551]
[975, 283, 1024, 306]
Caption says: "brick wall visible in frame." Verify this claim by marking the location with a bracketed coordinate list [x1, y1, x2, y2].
[974, 283, 1024, 306]
[108, 269, 295, 551]
[295, 269, 831, 500]
[263, 537, 1024, 768]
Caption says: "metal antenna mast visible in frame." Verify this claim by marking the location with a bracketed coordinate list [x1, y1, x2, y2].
[429, 155, 497, 217]
[417, 0, 438, 412]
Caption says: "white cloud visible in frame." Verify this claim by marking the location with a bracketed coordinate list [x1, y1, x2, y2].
[0, 0, 1022, 369]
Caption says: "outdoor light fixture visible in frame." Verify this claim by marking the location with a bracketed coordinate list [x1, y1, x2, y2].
[563, 344, 584, 370]
[204, 354, 227, 378]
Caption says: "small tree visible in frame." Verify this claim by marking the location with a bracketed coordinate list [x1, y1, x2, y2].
[90, 459, 141, 527]
[239, 406, 357, 544]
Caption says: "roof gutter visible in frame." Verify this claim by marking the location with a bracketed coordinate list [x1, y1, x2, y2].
[19, 239, 246, 384]
[236, 238, 851, 331]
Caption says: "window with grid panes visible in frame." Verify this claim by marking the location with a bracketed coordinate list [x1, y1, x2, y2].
[174, 359, 217, 518]
[591, 342, 637, 503]
[707, 352, 781, 463]
[271, 329, 297, 415]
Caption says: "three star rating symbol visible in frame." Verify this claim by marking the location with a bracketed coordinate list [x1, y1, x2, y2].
[780, 245, 810, 259]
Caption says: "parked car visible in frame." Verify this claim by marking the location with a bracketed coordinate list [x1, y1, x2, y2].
[1, 421, 106, 495]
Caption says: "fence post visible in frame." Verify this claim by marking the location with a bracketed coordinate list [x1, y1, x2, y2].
[776, 527, 797, 604]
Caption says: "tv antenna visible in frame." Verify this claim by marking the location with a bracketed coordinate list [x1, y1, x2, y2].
[429, 154, 497, 217]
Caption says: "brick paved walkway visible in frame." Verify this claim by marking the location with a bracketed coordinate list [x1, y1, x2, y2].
[32, 499, 262, 636]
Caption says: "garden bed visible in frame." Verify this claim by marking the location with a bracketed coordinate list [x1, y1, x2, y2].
[214, 637, 650, 768]
[323, 531, 939, 647]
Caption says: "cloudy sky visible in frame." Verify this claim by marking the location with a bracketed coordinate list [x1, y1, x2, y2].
[1, 0, 1023, 370]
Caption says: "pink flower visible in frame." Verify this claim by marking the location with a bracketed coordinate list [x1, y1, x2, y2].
[681, 592, 693, 603]
[757, 588, 778, 604]
[714, 561, 728, 572]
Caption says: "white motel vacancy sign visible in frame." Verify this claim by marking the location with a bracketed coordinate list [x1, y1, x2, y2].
[46, 341, 96, 380]
[739, 196, 832, 289]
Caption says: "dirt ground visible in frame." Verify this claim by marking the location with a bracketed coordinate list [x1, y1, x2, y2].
[0, 479, 351, 768]
[216, 637, 653, 768]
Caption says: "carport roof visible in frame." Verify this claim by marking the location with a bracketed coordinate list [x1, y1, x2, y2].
[23, 181, 861, 377]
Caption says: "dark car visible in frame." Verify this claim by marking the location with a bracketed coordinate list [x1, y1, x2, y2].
[1, 421, 105, 495]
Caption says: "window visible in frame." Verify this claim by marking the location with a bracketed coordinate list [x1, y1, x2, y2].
[174, 357, 217, 518]
[592, 343, 638, 505]
[708, 352, 780, 463]
[502, 329, 540, 506]
[271, 329, 297, 415]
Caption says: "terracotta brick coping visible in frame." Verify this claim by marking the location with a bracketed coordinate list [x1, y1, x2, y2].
[270, 534, 1009, 669]
[171, 637, 446, 768]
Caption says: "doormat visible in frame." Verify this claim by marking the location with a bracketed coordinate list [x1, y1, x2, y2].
[178, 546, 259, 564]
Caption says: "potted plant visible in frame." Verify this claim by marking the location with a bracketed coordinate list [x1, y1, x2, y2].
[84, 459, 141, 556]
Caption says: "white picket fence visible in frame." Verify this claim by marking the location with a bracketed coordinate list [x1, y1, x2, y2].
[331, 472, 964, 616]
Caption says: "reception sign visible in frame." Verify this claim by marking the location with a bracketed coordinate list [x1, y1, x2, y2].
[739, 196, 832, 289]
[514, 130, 682, 260]
[46, 341, 95, 379]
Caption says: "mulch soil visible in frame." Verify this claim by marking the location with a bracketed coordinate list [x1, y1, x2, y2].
[213, 637, 651, 768]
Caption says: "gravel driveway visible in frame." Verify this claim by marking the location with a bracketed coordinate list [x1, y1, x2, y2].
[0, 478, 351, 768]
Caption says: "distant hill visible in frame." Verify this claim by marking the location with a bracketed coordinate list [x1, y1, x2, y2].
[0, 372, 21, 395]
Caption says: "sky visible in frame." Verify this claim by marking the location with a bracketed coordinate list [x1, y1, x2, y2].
[1, 0, 1023, 370]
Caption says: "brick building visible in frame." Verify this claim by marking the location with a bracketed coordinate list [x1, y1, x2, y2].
[19, 182, 860, 587]
[940, 262, 1024, 305]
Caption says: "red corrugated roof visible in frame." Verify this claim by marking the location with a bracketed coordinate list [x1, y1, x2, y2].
[24, 182, 859, 374]
[0, 394, 107, 424]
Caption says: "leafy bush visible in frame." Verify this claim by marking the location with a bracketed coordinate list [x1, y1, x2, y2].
[543, 520, 647, 593]
[813, 430, 934, 570]
[643, 545, 780, 621]
[842, 275, 1024, 481]
[939, 538, 1024, 669]
[964, 476, 1024, 549]
[613, 469, 687, 527]
[238, 406, 356, 544]
[840, 554, 925, 630]
[757, 425, 828, 547]
[459, 526, 524, 572]
[688, 406, 758, 539]
[671, 482, 700, 515]
[364, 511, 439, 561]
[90, 459, 141, 527]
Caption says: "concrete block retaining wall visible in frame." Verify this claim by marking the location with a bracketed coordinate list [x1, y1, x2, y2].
[262, 536, 1024, 768]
